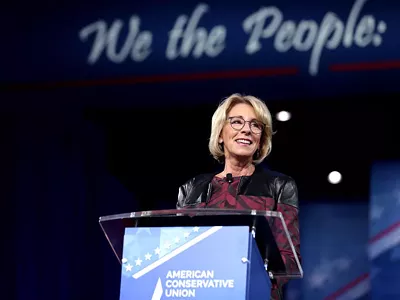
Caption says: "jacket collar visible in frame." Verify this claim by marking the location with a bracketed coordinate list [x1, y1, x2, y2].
[196, 164, 267, 203]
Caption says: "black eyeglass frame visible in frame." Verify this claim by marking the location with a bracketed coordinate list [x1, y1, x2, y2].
[226, 116, 265, 134]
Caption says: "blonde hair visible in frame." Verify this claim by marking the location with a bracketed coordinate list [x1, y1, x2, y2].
[208, 93, 273, 164]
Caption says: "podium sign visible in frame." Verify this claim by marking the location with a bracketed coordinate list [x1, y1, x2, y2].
[99, 209, 302, 299]
[119, 226, 270, 299]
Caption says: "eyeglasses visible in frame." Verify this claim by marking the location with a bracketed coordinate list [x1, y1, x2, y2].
[227, 116, 265, 134]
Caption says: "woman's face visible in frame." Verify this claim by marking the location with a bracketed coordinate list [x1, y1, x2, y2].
[219, 103, 263, 161]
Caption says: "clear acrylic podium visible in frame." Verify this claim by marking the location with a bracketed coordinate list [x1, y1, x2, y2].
[99, 208, 303, 300]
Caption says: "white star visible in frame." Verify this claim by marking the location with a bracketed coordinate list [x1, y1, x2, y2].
[154, 247, 161, 255]
[145, 253, 152, 260]
[174, 236, 180, 243]
[308, 272, 329, 289]
[125, 263, 133, 271]
[370, 205, 384, 220]
[308, 258, 334, 289]
[121, 258, 128, 264]
[193, 227, 200, 232]
[164, 241, 171, 249]
[135, 258, 142, 266]
[184, 232, 190, 239]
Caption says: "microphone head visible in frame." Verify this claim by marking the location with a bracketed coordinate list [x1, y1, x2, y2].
[226, 173, 233, 183]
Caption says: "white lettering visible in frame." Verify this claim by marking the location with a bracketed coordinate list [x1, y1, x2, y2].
[354, 15, 375, 47]
[165, 279, 234, 288]
[166, 3, 226, 60]
[242, 0, 385, 75]
[293, 21, 319, 51]
[274, 20, 296, 52]
[309, 13, 344, 75]
[164, 270, 234, 292]
[79, 15, 152, 64]
[166, 270, 214, 279]
[343, 0, 367, 47]
[242, 7, 282, 54]
[77, 0, 387, 76]
[165, 289, 196, 297]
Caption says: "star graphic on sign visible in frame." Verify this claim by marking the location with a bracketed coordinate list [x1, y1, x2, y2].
[122, 258, 128, 264]
[154, 247, 161, 255]
[164, 241, 171, 249]
[135, 258, 142, 266]
[193, 227, 200, 232]
[184, 232, 190, 239]
[145, 253, 152, 260]
[125, 263, 133, 272]
[308, 271, 329, 289]
[308, 258, 334, 289]
[174, 236, 180, 243]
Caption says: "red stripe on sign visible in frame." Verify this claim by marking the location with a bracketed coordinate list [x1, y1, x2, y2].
[330, 60, 400, 72]
[369, 221, 400, 244]
[324, 273, 369, 300]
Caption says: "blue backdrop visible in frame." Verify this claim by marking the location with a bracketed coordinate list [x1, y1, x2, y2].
[2, 1, 400, 299]
[285, 203, 369, 300]
[369, 162, 400, 299]
[3, 0, 400, 102]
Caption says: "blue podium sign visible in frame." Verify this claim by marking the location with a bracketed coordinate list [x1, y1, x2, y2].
[119, 226, 270, 299]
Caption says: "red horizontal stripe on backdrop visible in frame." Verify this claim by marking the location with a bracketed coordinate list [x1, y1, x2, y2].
[369, 221, 400, 244]
[4, 66, 299, 90]
[324, 273, 369, 300]
[9, 59, 400, 90]
[330, 60, 400, 72]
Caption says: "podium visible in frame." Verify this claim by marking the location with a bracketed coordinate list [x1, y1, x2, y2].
[99, 208, 303, 300]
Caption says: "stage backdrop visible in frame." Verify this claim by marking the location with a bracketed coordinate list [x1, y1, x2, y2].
[2, 105, 373, 300]
[3, 0, 400, 104]
[285, 202, 370, 300]
[369, 161, 400, 299]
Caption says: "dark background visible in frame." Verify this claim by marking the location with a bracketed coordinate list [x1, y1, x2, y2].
[3, 87, 398, 300]
[86, 92, 399, 207]
[2, 0, 400, 298]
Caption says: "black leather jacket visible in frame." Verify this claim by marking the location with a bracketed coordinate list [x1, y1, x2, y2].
[177, 167, 299, 210]
[176, 166, 301, 300]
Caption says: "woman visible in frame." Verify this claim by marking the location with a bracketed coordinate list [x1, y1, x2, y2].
[176, 93, 301, 299]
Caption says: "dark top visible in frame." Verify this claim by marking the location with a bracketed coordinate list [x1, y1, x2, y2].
[177, 166, 301, 300]
[184, 174, 299, 300]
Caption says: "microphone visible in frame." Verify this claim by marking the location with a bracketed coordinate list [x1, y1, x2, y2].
[226, 173, 233, 183]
